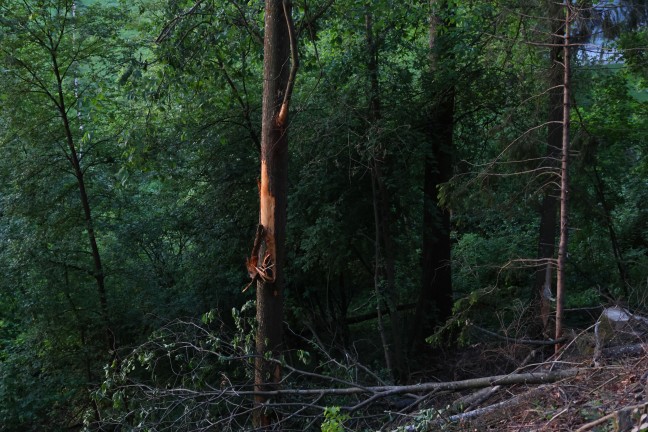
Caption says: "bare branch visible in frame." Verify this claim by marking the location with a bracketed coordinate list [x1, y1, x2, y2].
[235, 368, 581, 398]
[276, 0, 299, 127]
[156, 0, 205, 43]
[471, 324, 567, 346]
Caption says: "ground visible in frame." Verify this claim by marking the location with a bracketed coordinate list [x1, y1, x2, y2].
[392, 349, 648, 431]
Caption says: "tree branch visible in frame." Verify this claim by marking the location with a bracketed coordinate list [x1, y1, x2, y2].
[297, 0, 335, 36]
[229, 368, 580, 398]
[155, 0, 205, 43]
[471, 324, 567, 346]
[276, 0, 299, 127]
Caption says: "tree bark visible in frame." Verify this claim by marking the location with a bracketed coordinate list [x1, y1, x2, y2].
[555, 2, 571, 351]
[412, 0, 454, 346]
[253, 0, 296, 427]
[533, 0, 566, 336]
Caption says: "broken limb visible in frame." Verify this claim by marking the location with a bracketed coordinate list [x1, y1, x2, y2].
[243, 225, 275, 292]
[276, 0, 299, 127]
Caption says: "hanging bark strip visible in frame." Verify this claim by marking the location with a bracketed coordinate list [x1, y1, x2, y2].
[252, 0, 298, 427]
[555, 1, 571, 351]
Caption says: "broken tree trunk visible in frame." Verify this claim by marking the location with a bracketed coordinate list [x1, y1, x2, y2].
[252, 0, 298, 427]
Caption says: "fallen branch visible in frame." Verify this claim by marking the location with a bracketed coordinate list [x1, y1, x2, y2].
[601, 343, 648, 359]
[451, 385, 501, 413]
[396, 386, 549, 432]
[472, 324, 567, 346]
[441, 386, 548, 426]
[227, 368, 581, 398]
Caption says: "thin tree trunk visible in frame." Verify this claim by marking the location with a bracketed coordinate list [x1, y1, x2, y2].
[555, 1, 571, 351]
[533, 0, 565, 336]
[253, 0, 297, 427]
[63, 265, 101, 423]
[371, 167, 392, 374]
[365, 11, 405, 382]
[51, 48, 112, 353]
[412, 0, 454, 346]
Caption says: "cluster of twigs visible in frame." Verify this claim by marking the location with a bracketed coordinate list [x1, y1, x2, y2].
[92, 310, 596, 431]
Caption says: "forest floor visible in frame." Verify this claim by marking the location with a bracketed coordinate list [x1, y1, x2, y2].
[466, 355, 647, 431]
[394, 349, 648, 431]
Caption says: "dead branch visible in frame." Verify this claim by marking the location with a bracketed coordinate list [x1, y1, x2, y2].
[601, 343, 648, 359]
[471, 324, 567, 346]
[451, 385, 501, 413]
[276, 0, 299, 127]
[442, 385, 548, 426]
[232, 368, 581, 398]
[395, 385, 549, 431]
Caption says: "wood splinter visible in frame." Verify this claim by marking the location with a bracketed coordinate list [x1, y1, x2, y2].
[243, 224, 276, 292]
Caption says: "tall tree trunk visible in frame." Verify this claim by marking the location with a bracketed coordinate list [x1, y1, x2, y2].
[555, 2, 571, 351]
[252, 0, 297, 427]
[412, 0, 454, 347]
[52, 48, 112, 353]
[533, 0, 566, 336]
[365, 11, 405, 382]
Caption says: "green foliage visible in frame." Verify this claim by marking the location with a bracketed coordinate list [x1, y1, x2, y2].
[0, 0, 646, 429]
[321, 406, 349, 432]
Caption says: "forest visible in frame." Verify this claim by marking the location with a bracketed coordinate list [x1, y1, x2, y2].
[0, 0, 646, 430]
